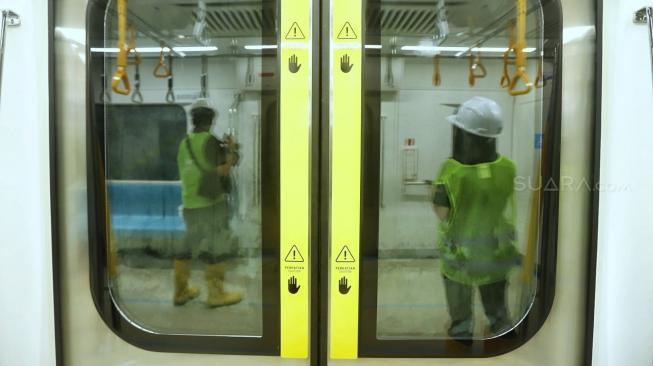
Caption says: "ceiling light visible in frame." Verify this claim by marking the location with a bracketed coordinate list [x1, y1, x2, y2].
[90, 47, 120, 52]
[135, 47, 170, 53]
[173, 46, 218, 52]
[244, 45, 278, 50]
[90, 46, 218, 54]
[401, 45, 537, 54]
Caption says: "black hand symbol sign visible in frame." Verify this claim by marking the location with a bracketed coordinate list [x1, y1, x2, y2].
[339, 276, 351, 295]
[289, 54, 301, 73]
[340, 54, 353, 73]
[288, 276, 301, 294]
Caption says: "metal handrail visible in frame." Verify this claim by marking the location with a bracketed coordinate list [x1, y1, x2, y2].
[635, 7, 653, 90]
[0, 10, 20, 106]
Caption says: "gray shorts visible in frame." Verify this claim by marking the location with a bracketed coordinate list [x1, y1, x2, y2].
[175, 201, 238, 263]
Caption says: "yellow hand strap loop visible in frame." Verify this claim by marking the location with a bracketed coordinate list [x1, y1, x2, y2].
[432, 55, 441, 86]
[509, 66, 532, 96]
[153, 46, 172, 78]
[501, 21, 517, 88]
[112, 66, 131, 96]
[111, 0, 131, 95]
[468, 53, 487, 87]
[508, 0, 532, 96]
[501, 51, 514, 88]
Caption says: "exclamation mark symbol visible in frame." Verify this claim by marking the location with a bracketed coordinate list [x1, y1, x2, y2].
[344, 250, 347, 261]
[293, 250, 296, 261]
[293, 26, 297, 38]
[346, 26, 349, 37]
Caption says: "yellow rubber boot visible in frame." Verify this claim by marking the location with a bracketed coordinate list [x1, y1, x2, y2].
[173, 259, 200, 306]
[205, 263, 243, 308]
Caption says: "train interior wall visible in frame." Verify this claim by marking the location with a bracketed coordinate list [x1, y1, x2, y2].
[2, 0, 653, 364]
[592, 0, 653, 364]
[0, 0, 56, 365]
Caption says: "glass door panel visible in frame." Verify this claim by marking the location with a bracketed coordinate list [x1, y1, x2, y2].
[85, 0, 564, 361]
[86, 0, 315, 358]
[327, 0, 563, 359]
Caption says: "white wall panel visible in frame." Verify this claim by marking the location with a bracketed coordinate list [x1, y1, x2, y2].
[0, 0, 55, 365]
[593, 1, 653, 365]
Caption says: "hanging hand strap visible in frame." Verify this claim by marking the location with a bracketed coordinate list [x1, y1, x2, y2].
[153, 46, 172, 78]
[509, 66, 531, 96]
[501, 21, 517, 88]
[111, 0, 131, 95]
[100, 74, 112, 102]
[127, 24, 141, 66]
[508, 0, 532, 96]
[432, 55, 441, 86]
[468, 53, 487, 87]
[534, 57, 544, 88]
[131, 62, 143, 103]
[165, 55, 175, 103]
[501, 51, 514, 88]
[200, 55, 208, 98]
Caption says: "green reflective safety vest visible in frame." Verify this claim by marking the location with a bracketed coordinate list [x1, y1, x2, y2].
[434, 155, 521, 286]
[177, 131, 225, 209]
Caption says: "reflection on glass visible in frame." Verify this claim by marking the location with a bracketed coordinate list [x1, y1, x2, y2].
[102, 0, 269, 336]
[375, 0, 547, 340]
[433, 97, 520, 339]
[174, 100, 243, 309]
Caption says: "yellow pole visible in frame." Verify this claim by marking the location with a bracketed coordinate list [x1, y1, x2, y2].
[521, 160, 541, 286]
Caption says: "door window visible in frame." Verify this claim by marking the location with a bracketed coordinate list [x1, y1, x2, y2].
[354, 0, 562, 357]
[87, 0, 280, 353]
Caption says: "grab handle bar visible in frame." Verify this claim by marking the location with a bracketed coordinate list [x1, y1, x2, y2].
[635, 7, 653, 88]
[0, 10, 20, 105]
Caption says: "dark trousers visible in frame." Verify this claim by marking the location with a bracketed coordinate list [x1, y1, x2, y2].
[442, 275, 511, 338]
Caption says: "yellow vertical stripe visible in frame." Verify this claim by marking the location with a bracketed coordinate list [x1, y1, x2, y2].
[330, 0, 362, 359]
[280, 0, 311, 359]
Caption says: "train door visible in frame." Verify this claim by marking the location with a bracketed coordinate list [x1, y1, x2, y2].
[54, 0, 596, 365]
[321, 0, 596, 364]
[56, 0, 319, 364]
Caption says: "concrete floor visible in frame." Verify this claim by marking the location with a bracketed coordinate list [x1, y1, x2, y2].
[113, 258, 263, 336]
[110, 257, 530, 340]
[377, 259, 529, 339]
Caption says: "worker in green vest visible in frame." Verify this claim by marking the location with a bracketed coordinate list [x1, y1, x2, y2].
[432, 96, 521, 338]
[174, 98, 242, 308]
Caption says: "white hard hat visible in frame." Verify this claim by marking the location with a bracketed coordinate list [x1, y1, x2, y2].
[446, 97, 503, 138]
[189, 98, 219, 121]
[190, 98, 216, 112]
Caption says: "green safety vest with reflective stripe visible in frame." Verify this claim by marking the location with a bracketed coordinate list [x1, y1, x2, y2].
[434, 156, 521, 286]
[177, 131, 224, 209]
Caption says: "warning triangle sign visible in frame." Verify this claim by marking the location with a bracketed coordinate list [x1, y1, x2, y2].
[337, 22, 357, 39]
[285, 22, 305, 40]
[335, 246, 355, 263]
[284, 245, 305, 262]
